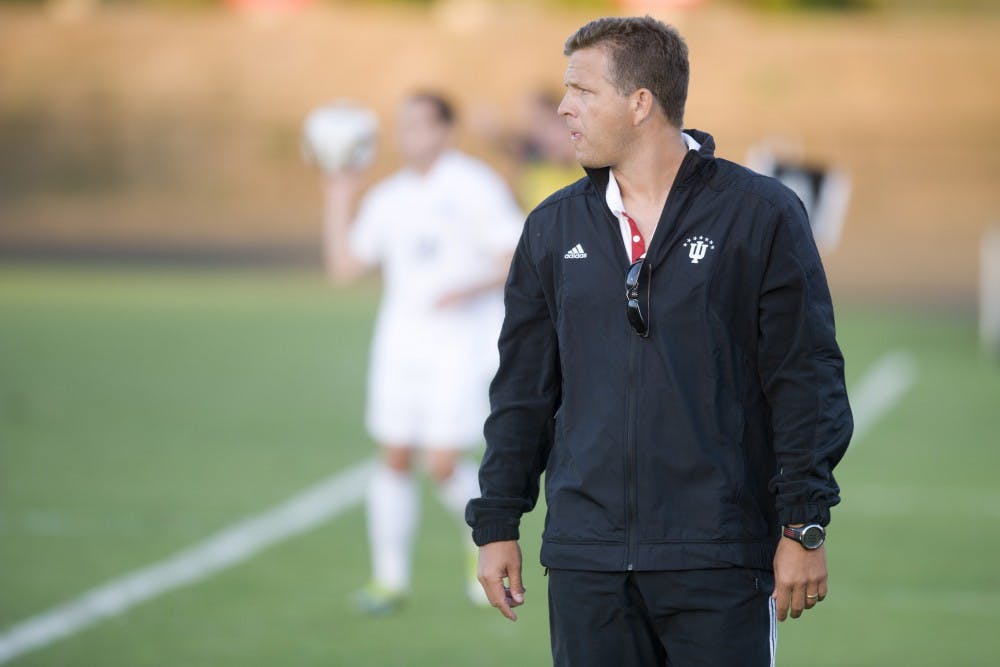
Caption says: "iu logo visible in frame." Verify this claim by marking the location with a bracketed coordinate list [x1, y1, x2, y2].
[682, 235, 716, 264]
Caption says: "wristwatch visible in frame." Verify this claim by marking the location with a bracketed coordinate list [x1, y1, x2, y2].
[782, 524, 826, 550]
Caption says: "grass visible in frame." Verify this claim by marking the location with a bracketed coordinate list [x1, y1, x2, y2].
[1, 264, 998, 666]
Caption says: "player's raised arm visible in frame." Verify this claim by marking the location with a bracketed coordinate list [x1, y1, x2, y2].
[302, 103, 379, 284]
[321, 171, 371, 284]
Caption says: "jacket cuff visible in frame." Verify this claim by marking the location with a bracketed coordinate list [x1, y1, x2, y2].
[778, 503, 831, 527]
[472, 523, 520, 547]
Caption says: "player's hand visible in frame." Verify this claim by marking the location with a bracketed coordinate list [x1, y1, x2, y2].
[772, 538, 828, 621]
[435, 289, 475, 310]
[323, 170, 365, 201]
[477, 540, 525, 622]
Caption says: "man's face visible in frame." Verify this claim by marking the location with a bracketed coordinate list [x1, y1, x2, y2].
[557, 46, 634, 169]
[396, 99, 451, 170]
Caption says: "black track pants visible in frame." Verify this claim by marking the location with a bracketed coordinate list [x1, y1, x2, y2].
[547, 567, 777, 667]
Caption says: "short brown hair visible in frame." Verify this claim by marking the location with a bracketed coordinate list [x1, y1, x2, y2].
[564, 16, 689, 128]
[408, 91, 456, 126]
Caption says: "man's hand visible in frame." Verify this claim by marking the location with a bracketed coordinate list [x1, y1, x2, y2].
[772, 537, 828, 621]
[477, 540, 525, 621]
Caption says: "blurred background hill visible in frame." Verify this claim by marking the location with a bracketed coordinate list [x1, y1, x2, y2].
[2, 0, 998, 305]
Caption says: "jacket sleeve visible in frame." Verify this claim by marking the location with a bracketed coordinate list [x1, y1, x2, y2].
[758, 196, 853, 527]
[465, 222, 561, 546]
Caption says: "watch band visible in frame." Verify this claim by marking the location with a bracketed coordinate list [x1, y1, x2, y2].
[782, 526, 802, 540]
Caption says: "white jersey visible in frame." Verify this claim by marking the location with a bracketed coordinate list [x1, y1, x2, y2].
[349, 150, 523, 445]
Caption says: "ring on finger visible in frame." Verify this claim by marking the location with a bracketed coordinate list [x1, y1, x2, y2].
[806, 593, 819, 600]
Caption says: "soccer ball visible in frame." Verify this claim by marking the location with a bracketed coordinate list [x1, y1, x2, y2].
[302, 102, 379, 173]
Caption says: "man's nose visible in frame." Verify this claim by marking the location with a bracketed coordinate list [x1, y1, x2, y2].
[556, 93, 572, 117]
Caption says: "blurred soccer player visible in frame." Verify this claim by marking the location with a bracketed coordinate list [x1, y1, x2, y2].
[320, 92, 523, 614]
[511, 89, 582, 210]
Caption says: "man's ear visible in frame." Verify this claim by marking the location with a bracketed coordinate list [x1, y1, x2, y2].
[630, 88, 656, 126]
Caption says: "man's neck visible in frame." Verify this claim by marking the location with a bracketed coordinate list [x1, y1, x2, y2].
[612, 127, 689, 238]
[613, 127, 688, 207]
[408, 149, 448, 176]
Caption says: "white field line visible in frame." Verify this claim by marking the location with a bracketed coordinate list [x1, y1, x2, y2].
[0, 459, 375, 665]
[0, 350, 920, 663]
[848, 350, 918, 444]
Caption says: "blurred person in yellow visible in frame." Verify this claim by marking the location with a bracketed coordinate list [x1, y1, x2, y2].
[320, 91, 523, 615]
[467, 16, 852, 666]
[496, 89, 582, 210]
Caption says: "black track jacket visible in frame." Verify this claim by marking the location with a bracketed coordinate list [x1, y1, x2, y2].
[466, 130, 853, 572]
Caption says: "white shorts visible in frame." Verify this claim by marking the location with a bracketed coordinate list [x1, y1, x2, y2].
[364, 334, 494, 449]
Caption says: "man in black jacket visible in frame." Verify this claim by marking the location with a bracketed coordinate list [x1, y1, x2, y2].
[466, 16, 853, 667]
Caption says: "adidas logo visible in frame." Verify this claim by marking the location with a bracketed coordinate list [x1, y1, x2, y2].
[563, 243, 588, 259]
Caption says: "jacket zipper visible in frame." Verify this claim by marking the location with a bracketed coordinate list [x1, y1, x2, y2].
[624, 332, 639, 571]
[602, 202, 639, 571]
[615, 155, 700, 571]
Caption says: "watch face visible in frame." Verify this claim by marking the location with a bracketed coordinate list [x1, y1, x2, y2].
[801, 525, 825, 549]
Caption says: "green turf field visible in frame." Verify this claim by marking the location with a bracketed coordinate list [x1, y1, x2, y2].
[1, 264, 998, 666]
